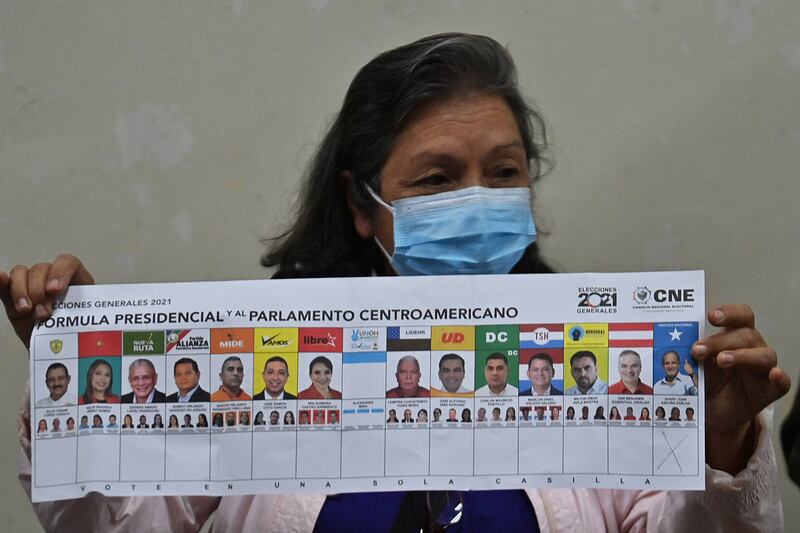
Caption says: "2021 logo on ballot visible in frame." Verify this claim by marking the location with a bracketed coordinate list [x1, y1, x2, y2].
[577, 286, 618, 314]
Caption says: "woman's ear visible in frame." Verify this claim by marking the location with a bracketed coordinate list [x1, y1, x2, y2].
[342, 171, 374, 239]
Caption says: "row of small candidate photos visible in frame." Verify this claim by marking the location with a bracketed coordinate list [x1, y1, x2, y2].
[34, 396, 699, 440]
[31, 322, 700, 362]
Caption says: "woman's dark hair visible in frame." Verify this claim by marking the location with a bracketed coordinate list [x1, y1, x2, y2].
[309, 355, 333, 374]
[263, 33, 552, 278]
[82, 359, 113, 404]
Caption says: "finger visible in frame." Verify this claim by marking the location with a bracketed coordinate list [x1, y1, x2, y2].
[715, 346, 778, 375]
[692, 327, 766, 360]
[46, 254, 94, 295]
[768, 367, 792, 400]
[27, 263, 53, 319]
[8, 265, 33, 315]
[0, 271, 10, 307]
[708, 304, 755, 330]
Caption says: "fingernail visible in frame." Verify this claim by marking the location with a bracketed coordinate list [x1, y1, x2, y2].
[718, 352, 734, 365]
[693, 343, 708, 356]
[35, 304, 48, 319]
[712, 310, 724, 321]
[47, 279, 61, 292]
[16, 298, 30, 311]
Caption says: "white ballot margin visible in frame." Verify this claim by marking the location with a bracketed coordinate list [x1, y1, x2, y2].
[30, 271, 705, 502]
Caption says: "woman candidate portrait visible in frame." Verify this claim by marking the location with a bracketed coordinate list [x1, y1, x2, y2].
[78, 359, 120, 405]
[0, 15, 794, 533]
[297, 356, 342, 400]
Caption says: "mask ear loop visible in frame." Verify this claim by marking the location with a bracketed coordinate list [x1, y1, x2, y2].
[363, 184, 398, 272]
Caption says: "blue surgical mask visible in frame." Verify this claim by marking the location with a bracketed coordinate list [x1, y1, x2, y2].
[365, 185, 537, 276]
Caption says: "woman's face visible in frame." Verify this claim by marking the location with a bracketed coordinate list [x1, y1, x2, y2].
[91, 363, 112, 394]
[38, 420, 47, 431]
[310, 362, 332, 389]
[351, 94, 530, 256]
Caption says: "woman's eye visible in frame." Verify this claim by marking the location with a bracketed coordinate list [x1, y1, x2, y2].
[494, 166, 521, 179]
[417, 173, 450, 186]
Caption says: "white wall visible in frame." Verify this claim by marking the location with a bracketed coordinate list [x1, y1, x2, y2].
[1, 1, 798, 529]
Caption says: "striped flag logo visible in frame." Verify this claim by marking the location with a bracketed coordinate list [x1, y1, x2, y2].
[519, 324, 563, 348]
[608, 323, 654, 347]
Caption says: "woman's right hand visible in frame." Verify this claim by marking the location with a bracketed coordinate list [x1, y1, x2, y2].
[0, 254, 95, 349]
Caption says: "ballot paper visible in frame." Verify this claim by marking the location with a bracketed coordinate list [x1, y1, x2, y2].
[29, 271, 705, 502]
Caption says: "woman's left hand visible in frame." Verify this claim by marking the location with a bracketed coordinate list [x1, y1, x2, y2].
[692, 304, 791, 474]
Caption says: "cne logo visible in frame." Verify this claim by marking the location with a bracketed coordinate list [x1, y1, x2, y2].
[49, 339, 63, 354]
[633, 286, 651, 305]
[653, 288, 695, 303]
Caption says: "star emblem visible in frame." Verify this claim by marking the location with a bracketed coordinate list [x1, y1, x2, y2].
[669, 328, 683, 341]
[326, 332, 337, 347]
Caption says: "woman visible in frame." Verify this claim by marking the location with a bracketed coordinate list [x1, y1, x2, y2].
[283, 412, 295, 425]
[197, 414, 209, 428]
[417, 409, 428, 423]
[462, 408, 472, 423]
[640, 407, 651, 421]
[505, 407, 516, 421]
[152, 414, 164, 428]
[239, 412, 250, 426]
[79, 359, 119, 404]
[432, 408, 441, 422]
[609, 406, 621, 420]
[655, 406, 667, 421]
[254, 411, 265, 426]
[211, 413, 223, 428]
[3, 32, 787, 532]
[566, 406, 575, 420]
[66, 417, 75, 431]
[122, 414, 134, 429]
[168, 415, 179, 429]
[37, 419, 47, 433]
[92, 414, 103, 429]
[669, 407, 682, 422]
[594, 406, 606, 420]
[297, 356, 341, 399]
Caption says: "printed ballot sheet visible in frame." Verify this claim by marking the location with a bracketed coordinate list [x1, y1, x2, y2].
[30, 271, 705, 502]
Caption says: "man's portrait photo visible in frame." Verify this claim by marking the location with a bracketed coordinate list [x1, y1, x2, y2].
[36, 362, 77, 407]
[431, 352, 472, 397]
[165, 357, 210, 402]
[254, 355, 297, 400]
[121, 358, 166, 404]
[476, 352, 517, 396]
[565, 350, 608, 395]
[608, 349, 653, 395]
[386, 355, 430, 398]
[211, 355, 251, 402]
[520, 352, 562, 396]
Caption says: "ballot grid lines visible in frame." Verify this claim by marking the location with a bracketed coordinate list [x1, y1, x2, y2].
[31, 322, 700, 488]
